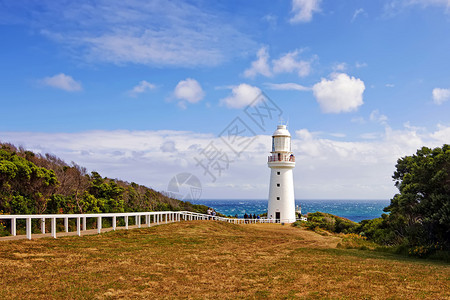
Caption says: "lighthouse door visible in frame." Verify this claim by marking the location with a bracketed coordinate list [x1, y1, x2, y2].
[275, 212, 280, 223]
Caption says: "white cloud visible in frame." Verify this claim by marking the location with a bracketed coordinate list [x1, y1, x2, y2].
[1, 122, 449, 199]
[432, 88, 450, 105]
[243, 47, 272, 78]
[312, 73, 365, 113]
[351, 8, 367, 22]
[160, 141, 177, 153]
[264, 82, 310, 91]
[431, 123, 450, 141]
[128, 80, 156, 97]
[220, 84, 261, 109]
[370, 110, 388, 125]
[244, 47, 314, 78]
[40, 73, 82, 92]
[290, 0, 322, 23]
[292, 123, 450, 198]
[332, 62, 347, 72]
[15, 1, 255, 67]
[174, 78, 205, 107]
[385, 83, 395, 88]
[272, 50, 312, 77]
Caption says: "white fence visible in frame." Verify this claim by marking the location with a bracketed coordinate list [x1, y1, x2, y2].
[0, 211, 306, 240]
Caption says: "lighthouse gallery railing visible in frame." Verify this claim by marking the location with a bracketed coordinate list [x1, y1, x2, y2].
[268, 154, 295, 162]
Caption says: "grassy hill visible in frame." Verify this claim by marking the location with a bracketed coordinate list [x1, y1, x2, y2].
[0, 221, 448, 299]
[0, 142, 208, 223]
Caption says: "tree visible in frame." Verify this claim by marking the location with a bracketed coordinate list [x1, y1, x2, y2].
[0, 148, 58, 214]
[384, 145, 450, 249]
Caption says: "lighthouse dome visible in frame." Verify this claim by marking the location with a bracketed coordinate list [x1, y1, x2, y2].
[273, 125, 291, 137]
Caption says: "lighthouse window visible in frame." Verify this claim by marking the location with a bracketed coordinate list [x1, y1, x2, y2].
[277, 183, 280, 187]
[277, 172, 280, 175]
[276, 197, 280, 200]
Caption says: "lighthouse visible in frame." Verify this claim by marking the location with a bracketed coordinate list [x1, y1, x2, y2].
[267, 124, 296, 223]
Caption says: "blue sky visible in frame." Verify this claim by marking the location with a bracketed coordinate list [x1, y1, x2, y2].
[0, 0, 449, 200]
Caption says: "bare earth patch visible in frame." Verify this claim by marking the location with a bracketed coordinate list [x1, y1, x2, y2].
[0, 221, 448, 299]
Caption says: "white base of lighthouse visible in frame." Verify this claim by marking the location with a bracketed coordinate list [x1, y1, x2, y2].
[267, 167, 296, 223]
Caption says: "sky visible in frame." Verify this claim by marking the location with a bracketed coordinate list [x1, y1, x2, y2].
[0, 0, 449, 200]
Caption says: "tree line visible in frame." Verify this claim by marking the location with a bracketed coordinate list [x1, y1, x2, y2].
[296, 144, 450, 258]
[0, 142, 207, 217]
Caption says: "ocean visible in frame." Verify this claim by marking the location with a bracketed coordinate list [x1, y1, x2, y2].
[191, 199, 391, 223]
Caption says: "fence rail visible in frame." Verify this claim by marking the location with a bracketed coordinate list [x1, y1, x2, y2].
[0, 211, 306, 240]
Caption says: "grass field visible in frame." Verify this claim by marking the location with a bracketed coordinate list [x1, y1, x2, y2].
[0, 221, 449, 299]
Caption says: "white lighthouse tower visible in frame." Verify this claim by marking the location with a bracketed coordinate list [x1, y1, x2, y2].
[267, 124, 296, 223]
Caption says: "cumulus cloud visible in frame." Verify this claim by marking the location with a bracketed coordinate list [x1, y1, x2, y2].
[160, 140, 177, 153]
[290, 0, 322, 23]
[220, 84, 261, 109]
[272, 50, 312, 77]
[243, 47, 272, 78]
[174, 78, 205, 107]
[40, 73, 82, 92]
[432, 88, 450, 105]
[264, 82, 310, 91]
[244, 47, 314, 78]
[292, 123, 450, 198]
[312, 73, 365, 113]
[128, 80, 156, 97]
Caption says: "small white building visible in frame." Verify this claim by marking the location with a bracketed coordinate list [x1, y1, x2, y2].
[267, 125, 296, 223]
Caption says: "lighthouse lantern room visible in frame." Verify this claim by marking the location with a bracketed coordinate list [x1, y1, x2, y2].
[267, 124, 296, 223]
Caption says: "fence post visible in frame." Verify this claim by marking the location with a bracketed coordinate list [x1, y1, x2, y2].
[97, 216, 102, 234]
[77, 217, 81, 236]
[113, 216, 116, 230]
[12, 217, 16, 236]
[51, 217, 56, 238]
[137, 215, 141, 228]
[26, 217, 32, 240]
[125, 216, 128, 229]
[64, 217, 69, 233]
[41, 218, 45, 234]
[83, 217, 86, 231]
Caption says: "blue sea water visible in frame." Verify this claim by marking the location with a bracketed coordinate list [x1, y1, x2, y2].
[191, 199, 391, 223]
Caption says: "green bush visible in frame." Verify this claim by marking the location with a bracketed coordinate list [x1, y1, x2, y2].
[294, 212, 359, 234]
